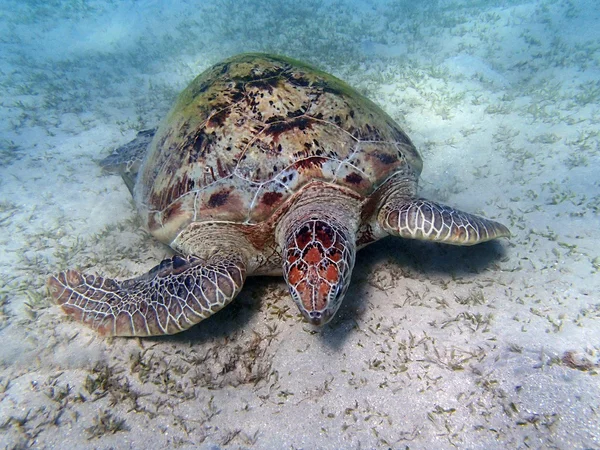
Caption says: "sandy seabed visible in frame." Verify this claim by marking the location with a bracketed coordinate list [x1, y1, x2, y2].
[0, 0, 599, 448]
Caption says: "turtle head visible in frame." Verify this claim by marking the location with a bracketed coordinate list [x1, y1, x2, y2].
[281, 217, 356, 325]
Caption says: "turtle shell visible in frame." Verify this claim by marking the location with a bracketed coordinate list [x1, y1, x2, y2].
[135, 53, 422, 244]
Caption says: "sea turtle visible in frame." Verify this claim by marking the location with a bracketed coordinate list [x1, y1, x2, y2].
[47, 53, 509, 337]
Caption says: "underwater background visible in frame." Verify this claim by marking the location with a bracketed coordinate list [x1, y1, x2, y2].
[0, 0, 599, 448]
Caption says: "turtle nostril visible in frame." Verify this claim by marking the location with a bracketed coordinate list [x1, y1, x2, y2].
[308, 311, 325, 326]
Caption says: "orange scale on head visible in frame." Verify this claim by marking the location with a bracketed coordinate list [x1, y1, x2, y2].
[295, 281, 315, 309]
[287, 252, 300, 264]
[316, 284, 330, 309]
[314, 224, 335, 248]
[287, 265, 303, 286]
[303, 246, 324, 265]
[294, 225, 313, 250]
[323, 264, 340, 284]
[327, 247, 344, 263]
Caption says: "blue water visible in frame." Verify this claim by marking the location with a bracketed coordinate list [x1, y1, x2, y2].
[0, 1, 599, 448]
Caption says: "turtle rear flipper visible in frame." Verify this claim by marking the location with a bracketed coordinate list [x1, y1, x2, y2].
[47, 255, 246, 336]
[100, 129, 156, 194]
[379, 198, 510, 245]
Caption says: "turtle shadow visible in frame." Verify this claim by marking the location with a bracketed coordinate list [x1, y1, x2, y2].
[367, 235, 509, 276]
[144, 236, 508, 349]
[130, 277, 283, 389]
[138, 277, 269, 346]
[317, 236, 509, 351]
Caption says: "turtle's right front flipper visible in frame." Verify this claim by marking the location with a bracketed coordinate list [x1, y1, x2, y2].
[100, 128, 156, 194]
[47, 255, 246, 337]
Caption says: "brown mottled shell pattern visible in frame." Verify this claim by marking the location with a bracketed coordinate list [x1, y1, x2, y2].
[135, 53, 423, 244]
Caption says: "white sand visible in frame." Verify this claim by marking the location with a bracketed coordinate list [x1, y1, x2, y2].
[0, 0, 598, 448]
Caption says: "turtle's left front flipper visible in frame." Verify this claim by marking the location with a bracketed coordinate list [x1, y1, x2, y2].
[47, 255, 246, 337]
[378, 198, 510, 245]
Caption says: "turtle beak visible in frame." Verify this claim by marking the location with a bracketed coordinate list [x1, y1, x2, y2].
[305, 309, 334, 326]
[287, 282, 340, 326]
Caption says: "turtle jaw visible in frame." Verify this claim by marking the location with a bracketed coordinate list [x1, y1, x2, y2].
[306, 311, 330, 326]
